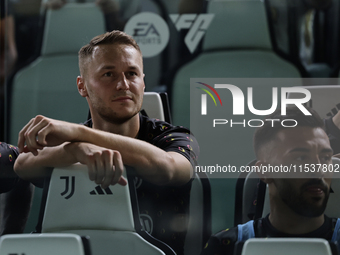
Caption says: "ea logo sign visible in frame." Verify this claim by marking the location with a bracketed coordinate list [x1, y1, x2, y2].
[124, 12, 170, 58]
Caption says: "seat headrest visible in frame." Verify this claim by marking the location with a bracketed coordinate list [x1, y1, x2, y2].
[203, 0, 272, 51]
[41, 3, 106, 56]
[141, 92, 165, 121]
[42, 164, 135, 232]
[242, 238, 332, 255]
[0, 233, 87, 255]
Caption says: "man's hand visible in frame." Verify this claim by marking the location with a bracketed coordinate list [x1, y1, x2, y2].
[18, 115, 81, 155]
[68, 143, 127, 188]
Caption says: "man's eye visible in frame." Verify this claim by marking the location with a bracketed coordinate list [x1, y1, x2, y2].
[128, 72, 137, 76]
[321, 156, 332, 163]
[104, 72, 113, 77]
[296, 155, 307, 161]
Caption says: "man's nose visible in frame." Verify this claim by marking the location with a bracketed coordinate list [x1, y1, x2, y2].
[116, 73, 129, 90]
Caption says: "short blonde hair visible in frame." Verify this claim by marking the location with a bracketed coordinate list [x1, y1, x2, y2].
[78, 30, 142, 76]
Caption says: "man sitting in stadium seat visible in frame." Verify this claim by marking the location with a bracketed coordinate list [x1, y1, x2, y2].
[201, 106, 339, 255]
[14, 30, 199, 255]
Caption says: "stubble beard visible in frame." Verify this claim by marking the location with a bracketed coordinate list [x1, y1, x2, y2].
[98, 107, 138, 125]
[93, 98, 142, 125]
[277, 180, 330, 218]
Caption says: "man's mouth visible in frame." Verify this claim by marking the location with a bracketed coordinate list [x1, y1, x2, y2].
[112, 96, 132, 102]
[305, 185, 326, 195]
[301, 178, 329, 196]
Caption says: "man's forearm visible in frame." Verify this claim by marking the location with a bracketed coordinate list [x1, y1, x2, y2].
[14, 143, 78, 182]
[17, 119, 192, 185]
[76, 127, 192, 185]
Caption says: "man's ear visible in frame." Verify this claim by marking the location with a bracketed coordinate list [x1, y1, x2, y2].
[77, 76, 88, 97]
[255, 160, 274, 184]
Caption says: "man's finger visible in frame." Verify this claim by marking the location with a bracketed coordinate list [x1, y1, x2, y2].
[24, 117, 50, 154]
[87, 156, 96, 181]
[94, 153, 105, 184]
[111, 151, 124, 185]
[117, 176, 128, 186]
[17, 118, 35, 153]
[101, 151, 114, 189]
[36, 123, 54, 146]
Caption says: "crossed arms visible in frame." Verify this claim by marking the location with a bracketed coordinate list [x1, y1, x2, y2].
[14, 116, 194, 188]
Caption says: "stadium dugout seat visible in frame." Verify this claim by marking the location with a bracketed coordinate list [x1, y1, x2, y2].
[238, 238, 333, 255]
[8, 3, 106, 145]
[182, 167, 211, 255]
[171, 0, 302, 128]
[36, 164, 175, 255]
[170, 0, 302, 232]
[0, 233, 91, 255]
[8, 2, 106, 234]
[141, 92, 172, 123]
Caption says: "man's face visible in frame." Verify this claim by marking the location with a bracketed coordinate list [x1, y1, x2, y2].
[79, 43, 145, 124]
[266, 127, 333, 217]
